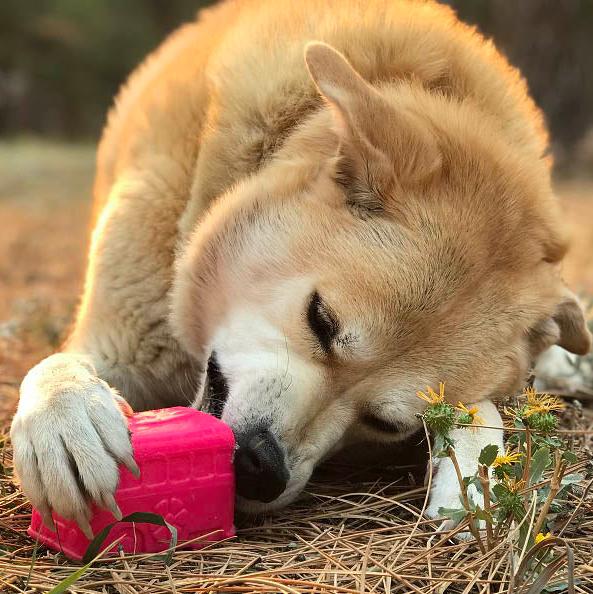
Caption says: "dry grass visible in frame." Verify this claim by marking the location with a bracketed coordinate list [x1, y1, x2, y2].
[1, 416, 593, 593]
[1, 140, 593, 593]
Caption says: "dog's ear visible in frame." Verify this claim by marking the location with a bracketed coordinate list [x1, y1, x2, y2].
[304, 42, 441, 212]
[530, 288, 591, 357]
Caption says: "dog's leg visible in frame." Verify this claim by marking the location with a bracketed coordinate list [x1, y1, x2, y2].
[10, 173, 197, 536]
[426, 400, 504, 537]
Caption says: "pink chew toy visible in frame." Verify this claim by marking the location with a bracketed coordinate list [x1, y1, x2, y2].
[28, 407, 236, 560]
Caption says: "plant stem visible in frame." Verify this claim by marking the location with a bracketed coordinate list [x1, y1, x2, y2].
[478, 464, 494, 549]
[522, 428, 532, 485]
[532, 452, 566, 538]
[447, 446, 486, 553]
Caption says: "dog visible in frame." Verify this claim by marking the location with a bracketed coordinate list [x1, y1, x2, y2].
[10, 0, 591, 539]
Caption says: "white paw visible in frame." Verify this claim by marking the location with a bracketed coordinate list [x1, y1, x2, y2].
[426, 458, 486, 541]
[10, 354, 138, 538]
[425, 400, 504, 542]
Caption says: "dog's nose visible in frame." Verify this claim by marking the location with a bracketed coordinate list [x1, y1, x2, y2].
[234, 430, 289, 503]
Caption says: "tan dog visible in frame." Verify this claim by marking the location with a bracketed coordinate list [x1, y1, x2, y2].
[11, 0, 591, 538]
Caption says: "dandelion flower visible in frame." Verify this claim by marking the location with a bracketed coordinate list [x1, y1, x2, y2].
[535, 532, 551, 544]
[523, 387, 565, 417]
[417, 382, 456, 435]
[456, 402, 484, 425]
[493, 448, 523, 468]
[416, 382, 445, 405]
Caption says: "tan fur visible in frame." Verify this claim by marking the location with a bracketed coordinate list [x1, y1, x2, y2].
[11, 0, 591, 528]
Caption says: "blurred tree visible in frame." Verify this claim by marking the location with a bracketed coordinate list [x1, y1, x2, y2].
[0, 0, 204, 138]
[449, 0, 593, 166]
[1, 0, 592, 166]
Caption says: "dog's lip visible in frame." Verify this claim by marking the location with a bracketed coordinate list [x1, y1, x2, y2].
[235, 482, 300, 512]
[235, 456, 316, 513]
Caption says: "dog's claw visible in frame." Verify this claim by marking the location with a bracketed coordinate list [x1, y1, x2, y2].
[79, 517, 94, 540]
[124, 457, 140, 478]
[39, 505, 56, 533]
[102, 493, 123, 521]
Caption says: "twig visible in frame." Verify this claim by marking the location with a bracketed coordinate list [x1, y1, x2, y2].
[447, 446, 487, 553]
[478, 464, 494, 549]
[522, 428, 532, 485]
[454, 423, 593, 435]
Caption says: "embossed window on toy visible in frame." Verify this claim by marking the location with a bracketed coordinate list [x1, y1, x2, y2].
[168, 453, 192, 483]
[191, 450, 214, 477]
[141, 453, 169, 485]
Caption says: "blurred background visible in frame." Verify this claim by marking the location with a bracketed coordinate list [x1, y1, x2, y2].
[1, 1, 592, 414]
[2, 0, 593, 170]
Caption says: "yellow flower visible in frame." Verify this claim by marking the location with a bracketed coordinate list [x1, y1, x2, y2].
[456, 402, 484, 425]
[535, 532, 551, 544]
[493, 448, 522, 468]
[416, 382, 445, 405]
[523, 387, 565, 417]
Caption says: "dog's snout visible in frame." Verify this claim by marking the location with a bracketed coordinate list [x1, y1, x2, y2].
[234, 430, 289, 503]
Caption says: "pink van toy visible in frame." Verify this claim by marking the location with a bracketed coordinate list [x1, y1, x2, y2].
[28, 407, 236, 560]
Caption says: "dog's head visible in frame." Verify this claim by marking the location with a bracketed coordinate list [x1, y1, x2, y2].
[171, 43, 591, 511]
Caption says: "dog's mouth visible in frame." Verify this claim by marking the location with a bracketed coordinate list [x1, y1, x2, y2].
[202, 351, 293, 505]
[202, 351, 229, 418]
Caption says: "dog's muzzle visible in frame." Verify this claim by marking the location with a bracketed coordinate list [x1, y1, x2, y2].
[234, 429, 289, 503]
[203, 352, 289, 503]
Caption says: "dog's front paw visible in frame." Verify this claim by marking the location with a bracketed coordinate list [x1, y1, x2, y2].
[426, 458, 485, 541]
[425, 400, 504, 542]
[10, 354, 139, 538]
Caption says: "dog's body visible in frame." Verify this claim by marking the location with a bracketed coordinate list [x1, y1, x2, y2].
[11, 0, 591, 537]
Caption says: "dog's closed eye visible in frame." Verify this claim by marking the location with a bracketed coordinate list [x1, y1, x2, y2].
[307, 291, 340, 352]
[360, 412, 400, 433]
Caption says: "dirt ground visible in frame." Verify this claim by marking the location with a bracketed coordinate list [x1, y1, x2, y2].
[0, 139, 592, 419]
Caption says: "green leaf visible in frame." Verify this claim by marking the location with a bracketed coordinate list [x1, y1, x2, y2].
[561, 473, 583, 486]
[496, 508, 508, 522]
[529, 446, 551, 486]
[492, 483, 508, 500]
[24, 539, 38, 591]
[46, 527, 121, 593]
[82, 512, 178, 565]
[478, 444, 499, 467]
[462, 475, 480, 488]
[494, 466, 506, 481]
[562, 451, 578, 464]
[473, 505, 494, 525]
[544, 579, 582, 593]
[433, 434, 445, 453]
[47, 561, 95, 594]
[443, 435, 456, 450]
[537, 485, 551, 503]
[557, 473, 584, 498]
[516, 504, 530, 549]
[437, 507, 468, 523]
